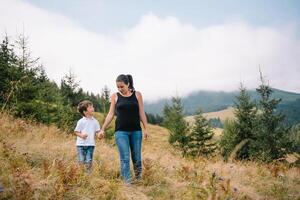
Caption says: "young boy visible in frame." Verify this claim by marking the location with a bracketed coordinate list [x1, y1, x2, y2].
[75, 100, 101, 173]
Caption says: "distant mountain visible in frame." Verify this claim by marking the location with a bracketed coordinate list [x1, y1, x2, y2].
[145, 90, 239, 115]
[276, 98, 300, 126]
[144, 88, 300, 126]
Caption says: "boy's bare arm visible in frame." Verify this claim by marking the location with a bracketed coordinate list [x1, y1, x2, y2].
[75, 131, 88, 139]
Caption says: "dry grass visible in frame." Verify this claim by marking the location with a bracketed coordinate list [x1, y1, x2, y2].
[0, 112, 299, 199]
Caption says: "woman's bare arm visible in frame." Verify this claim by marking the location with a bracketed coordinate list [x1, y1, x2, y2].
[98, 93, 117, 137]
[136, 91, 149, 139]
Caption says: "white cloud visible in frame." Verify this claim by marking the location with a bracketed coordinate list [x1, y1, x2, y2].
[1, 0, 300, 101]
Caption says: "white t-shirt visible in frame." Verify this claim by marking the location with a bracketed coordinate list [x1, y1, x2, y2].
[74, 116, 101, 146]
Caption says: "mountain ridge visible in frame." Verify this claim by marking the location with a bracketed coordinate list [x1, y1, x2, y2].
[145, 88, 300, 114]
[145, 88, 300, 125]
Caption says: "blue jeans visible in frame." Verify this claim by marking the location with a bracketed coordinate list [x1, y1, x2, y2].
[77, 146, 95, 172]
[115, 130, 142, 183]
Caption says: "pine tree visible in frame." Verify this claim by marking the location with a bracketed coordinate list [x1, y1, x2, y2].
[60, 70, 80, 107]
[0, 35, 18, 109]
[220, 84, 256, 159]
[235, 84, 257, 139]
[184, 110, 217, 157]
[233, 84, 257, 159]
[219, 119, 239, 159]
[251, 72, 291, 161]
[101, 85, 110, 114]
[36, 74, 62, 125]
[163, 96, 188, 148]
[9, 34, 43, 119]
[15, 33, 39, 70]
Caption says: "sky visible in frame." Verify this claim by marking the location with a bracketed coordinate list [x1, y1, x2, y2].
[0, 0, 300, 101]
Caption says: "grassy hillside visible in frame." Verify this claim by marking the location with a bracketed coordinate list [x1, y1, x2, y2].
[185, 107, 235, 124]
[0, 113, 299, 199]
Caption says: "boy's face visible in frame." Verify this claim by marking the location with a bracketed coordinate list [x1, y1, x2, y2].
[84, 104, 94, 116]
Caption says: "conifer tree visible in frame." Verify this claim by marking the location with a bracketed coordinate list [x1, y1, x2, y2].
[252, 72, 291, 161]
[0, 35, 18, 109]
[60, 70, 80, 107]
[101, 85, 110, 114]
[163, 96, 188, 148]
[185, 110, 217, 157]
[220, 84, 256, 159]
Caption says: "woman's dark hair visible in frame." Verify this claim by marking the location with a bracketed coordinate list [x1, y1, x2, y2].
[116, 74, 135, 91]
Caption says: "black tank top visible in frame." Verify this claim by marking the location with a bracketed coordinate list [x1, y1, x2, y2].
[115, 91, 141, 132]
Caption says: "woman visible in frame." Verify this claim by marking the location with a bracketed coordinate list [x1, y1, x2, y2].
[99, 74, 149, 184]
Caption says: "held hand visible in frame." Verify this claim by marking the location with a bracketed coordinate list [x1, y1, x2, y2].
[80, 133, 88, 139]
[97, 130, 105, 139]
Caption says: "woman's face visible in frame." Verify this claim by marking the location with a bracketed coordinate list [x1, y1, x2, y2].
[116, 81, 129, 94]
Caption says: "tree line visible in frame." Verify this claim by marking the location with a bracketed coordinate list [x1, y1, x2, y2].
[0, 34, 110, 131]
